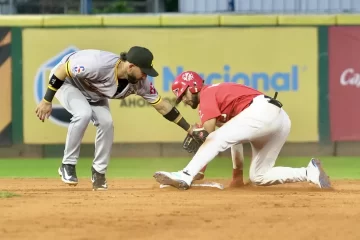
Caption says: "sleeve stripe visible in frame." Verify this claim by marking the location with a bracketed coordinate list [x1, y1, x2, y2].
[150, 96, 162, 105]
[65, 61, 71, 77]
[48, 85, 58, 91]
[174, 115, 182, 124]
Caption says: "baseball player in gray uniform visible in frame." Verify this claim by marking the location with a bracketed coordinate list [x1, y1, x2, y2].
[35, 46, 194, 191]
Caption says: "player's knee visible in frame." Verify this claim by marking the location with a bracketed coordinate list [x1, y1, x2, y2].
[98, 118, 113, 131]
[249, 173, 264, 185]
[73, 109, 92, 123]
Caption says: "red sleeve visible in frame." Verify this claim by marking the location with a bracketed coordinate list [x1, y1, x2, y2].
[198, 89, 221, 124]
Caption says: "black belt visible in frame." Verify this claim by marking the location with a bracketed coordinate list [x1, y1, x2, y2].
[249, 92, 283, 108]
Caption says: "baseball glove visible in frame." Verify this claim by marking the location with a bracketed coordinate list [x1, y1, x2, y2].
[182, 134, 201, 153]
[182, 125, 209, 154]
[192, 127, 209, 144]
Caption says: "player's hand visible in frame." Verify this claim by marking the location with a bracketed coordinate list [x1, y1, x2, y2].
[35, 99, 52, 122]
[229, 169, 245, 188]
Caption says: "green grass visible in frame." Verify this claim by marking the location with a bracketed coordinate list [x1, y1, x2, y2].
[0, 191, 20, 198]
[0, 156, 360, 179]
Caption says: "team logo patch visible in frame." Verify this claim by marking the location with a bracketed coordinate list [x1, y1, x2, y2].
[72, 65, 85, 75]
[182, 72, 194, 81]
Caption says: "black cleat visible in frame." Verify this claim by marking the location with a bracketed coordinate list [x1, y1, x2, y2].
[58, 164, 78, 186]
[91, 167, 108, 191]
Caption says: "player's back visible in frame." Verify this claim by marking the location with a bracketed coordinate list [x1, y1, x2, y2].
[200, 82, 263, 123]
[61, 49, 120, 101]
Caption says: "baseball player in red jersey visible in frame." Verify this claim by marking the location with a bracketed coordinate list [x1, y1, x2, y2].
[153, 71, 331, 190]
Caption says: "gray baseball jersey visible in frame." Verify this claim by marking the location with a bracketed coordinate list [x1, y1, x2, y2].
[54, 49, 161, 177]
[60, 49, 160, 103]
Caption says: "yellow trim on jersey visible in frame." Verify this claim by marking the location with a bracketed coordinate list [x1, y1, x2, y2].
[42, 98, 50, 103]
[114, 59, 121, 85]
[47, 85, 57, 91]
[150, 96, 162, 105]
[65, 61, 71, 77]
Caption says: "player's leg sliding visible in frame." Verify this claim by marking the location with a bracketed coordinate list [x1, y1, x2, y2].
[154, 98, 332, 190]
[306, 158, 331, 188]
[153, 164, 208, 189]
[248, 158, 331, 189]
[154, 131, 227, 190]
[247, 108, 331, 189]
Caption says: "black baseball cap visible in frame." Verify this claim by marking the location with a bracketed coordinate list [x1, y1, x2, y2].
[126, 46, 159, 77]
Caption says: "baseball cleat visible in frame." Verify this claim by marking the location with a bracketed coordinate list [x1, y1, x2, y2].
[153, 171, 192, 190]
[306, 158, 332, 189]
[58, 164, 78, 186]
[91, 167, 108, 191]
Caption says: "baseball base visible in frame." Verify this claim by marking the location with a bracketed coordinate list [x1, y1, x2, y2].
[160, 181, 224, 190]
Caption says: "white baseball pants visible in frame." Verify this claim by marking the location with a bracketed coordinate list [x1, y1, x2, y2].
[183, 95, 307, 185]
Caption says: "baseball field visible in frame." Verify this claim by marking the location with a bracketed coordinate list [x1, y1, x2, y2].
[1, 156, 359, 240]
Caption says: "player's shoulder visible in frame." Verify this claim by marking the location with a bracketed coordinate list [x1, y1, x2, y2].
[202, 82, 229, 92]
[71, 49, 119, 69]
[71, 49, 118, 61]
[201, 82, 251, 96]
[135, 78, 158, 95]
[138, 78, 157, 89]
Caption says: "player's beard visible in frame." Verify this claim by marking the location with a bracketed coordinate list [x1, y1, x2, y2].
[190, 93, 199, 109]
[127, 74, 140, 84]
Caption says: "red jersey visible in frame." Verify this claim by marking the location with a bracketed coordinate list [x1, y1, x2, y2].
[198, 83, 263, 125]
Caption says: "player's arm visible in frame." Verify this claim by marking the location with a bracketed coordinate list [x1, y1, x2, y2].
[230, 143, 245, 188]
[35, 63, 68, 122]
[42, 63, 68, 103]
[202, 118, 216, 134]
[152, 97, 192, 133]
[140, 81, 193, 133]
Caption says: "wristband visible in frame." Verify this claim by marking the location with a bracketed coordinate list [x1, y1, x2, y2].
[176, 117, 191, 132]
[163, 107, 180, 121]
[43, 74, 64, 102]
[43, 88, 56, 103]
[48, 74, 64, 90]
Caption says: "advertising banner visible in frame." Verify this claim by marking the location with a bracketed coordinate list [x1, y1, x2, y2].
[0, 28, 12, 145]
[22, 27, 318, 144]
[329, 26, 360, 141]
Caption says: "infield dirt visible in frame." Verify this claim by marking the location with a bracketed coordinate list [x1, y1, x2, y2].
[1, 179, 359, 240]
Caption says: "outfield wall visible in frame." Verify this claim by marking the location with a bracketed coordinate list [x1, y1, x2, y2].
[1, 14, 360, 157]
